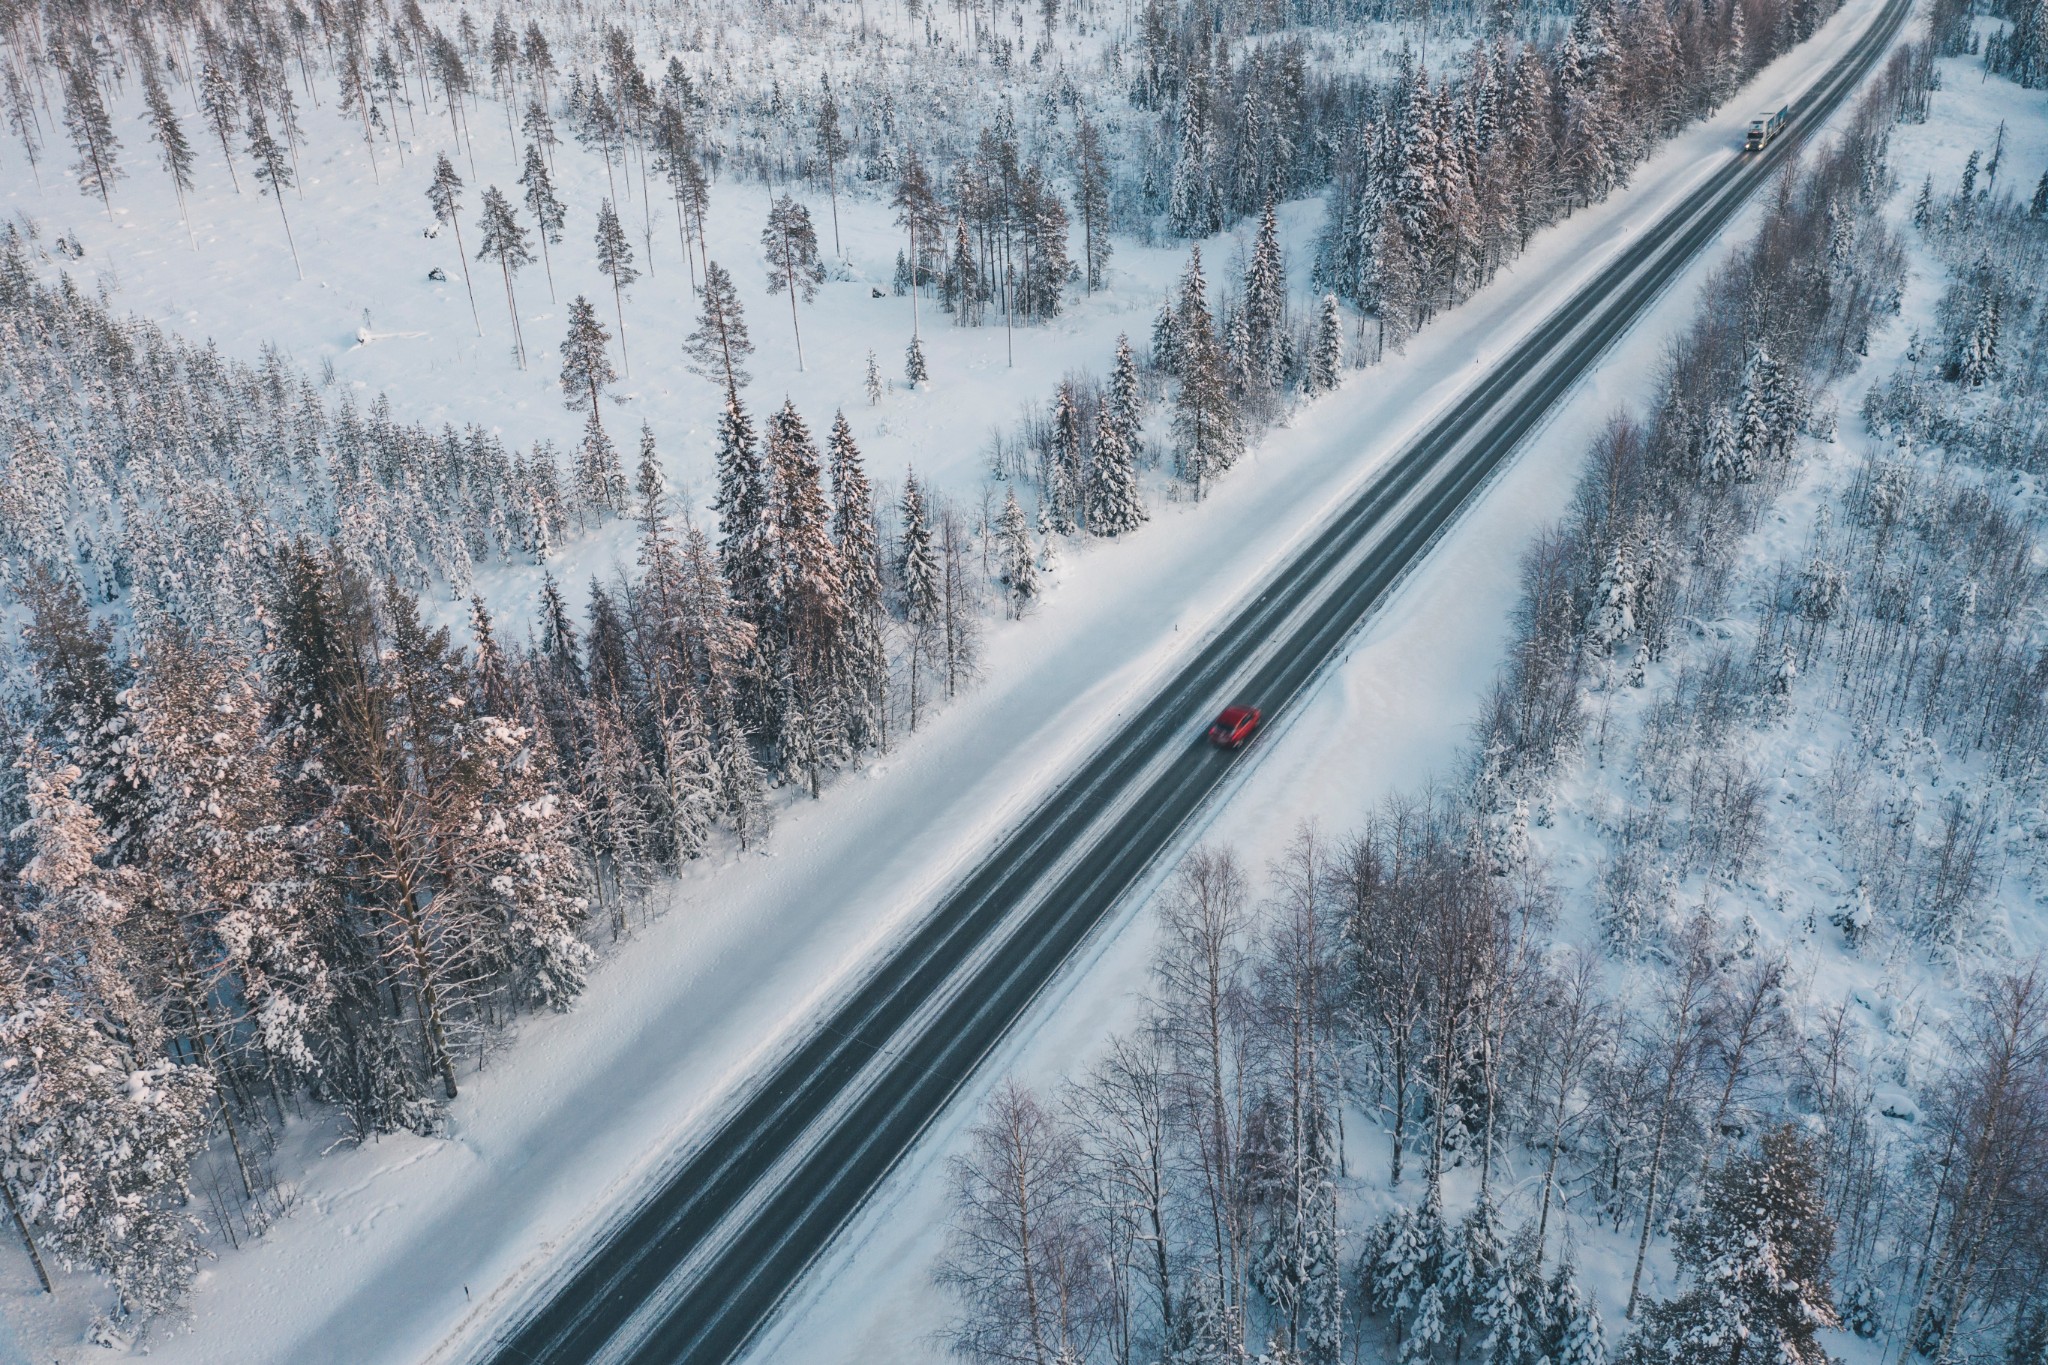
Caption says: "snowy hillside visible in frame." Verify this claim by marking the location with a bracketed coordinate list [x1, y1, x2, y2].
[2, 0, 2040, 1359]
[859, 12, 2048, 1365]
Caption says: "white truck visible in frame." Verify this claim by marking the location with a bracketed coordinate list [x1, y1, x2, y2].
[1745, 102, 1791, 151]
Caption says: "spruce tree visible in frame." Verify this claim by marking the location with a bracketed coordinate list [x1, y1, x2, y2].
[906, 334, 929, 386]
[1171, 248, 1241, 498]
[1046, 381, 1083, 534]
[1310, 294, 1345, 394]
[1243, 198, 1289, 392]
[765, 402, 849, 795]
[1086, 375, 1149, 540]
[949, 218, 983, 325]
[1542, 1259, 1606, 1365]
[635, 424, 685, 612]
[828, 412, 889, 753]
[997, 488, 1037, 617]
[898, 471, 941, 627]
[577, 408, 627, 515]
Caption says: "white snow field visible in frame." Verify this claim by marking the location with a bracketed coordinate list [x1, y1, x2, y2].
[0, 0, 1922, 1358]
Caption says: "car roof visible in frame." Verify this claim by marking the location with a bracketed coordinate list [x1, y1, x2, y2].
[1216, 706, 1252, 723]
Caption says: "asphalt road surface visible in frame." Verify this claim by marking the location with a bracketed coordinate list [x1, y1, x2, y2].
[485, 2, 1912, 1358]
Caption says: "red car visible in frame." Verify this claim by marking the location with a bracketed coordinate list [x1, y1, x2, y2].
[1207, 705, 1261, 749]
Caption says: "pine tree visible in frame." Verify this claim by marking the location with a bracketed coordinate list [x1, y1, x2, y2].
[1913, 175, 1935, 230]
[906, 334, 930, 386]
[949, 218, 983, 325]
[519, 143, 567, 301]
[476, 186, 534, 368]
[1309, 295, 1344, 394]
[558, 296, 618, 429]
[198, 59, 243, 192]
[684, 260, 755, 394]
[249, 106, 304, 279]
[997, 488, 1038, 617]
[762, 195, 826, 371]
[425, 153, 480, 332]
[817, 78, 850, 258]
[594, 198, 639, 375]
[522, 95, 558, 174]
[1625, 1128, 1837, 1365]
[1074, 115, 1113, 291]
[2, 62, 41, 190]
[57, 43, 121, 219]
[651, 98, 702, 282]
[141, 65, 197, 248]
[1543, 1260, 1607, 1365]
[1369, 1192, 1454, 1365]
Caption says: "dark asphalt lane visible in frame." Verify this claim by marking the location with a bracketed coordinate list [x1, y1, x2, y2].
[484, 3, 1912, 1359]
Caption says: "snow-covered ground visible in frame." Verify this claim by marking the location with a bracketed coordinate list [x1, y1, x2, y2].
[756, 15, 2048, 1365]
[0, 0, 1918, 1358]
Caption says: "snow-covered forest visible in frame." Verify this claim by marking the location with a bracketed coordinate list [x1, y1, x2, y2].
[0, 0, 2040, 1351]
[925, 9, 2048, 1365]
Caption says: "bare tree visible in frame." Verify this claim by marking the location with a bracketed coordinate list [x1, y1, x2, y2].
[1073, 1025, 1180, 1360]
[937, 1080, 1101, 1365]
[1525, 950, 1611, 1265]
[1896, 966, 2048, 1365]
[1153, 847, 1254, 1334]
[1624, 910, 1725, 1319]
